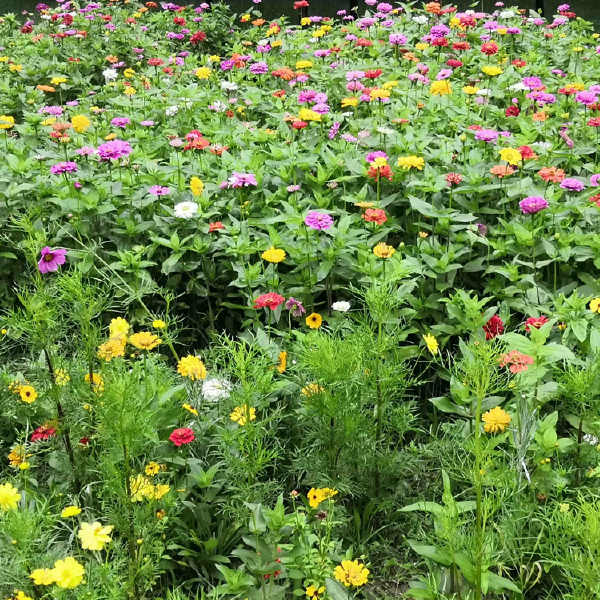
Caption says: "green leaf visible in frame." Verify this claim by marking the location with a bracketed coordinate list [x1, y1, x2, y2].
[400, 501, 443, 514]
[325, 578, 351, 600]
[487, 572, 521, 593]
[407, 540, 452, 566]
[429, 396, 468, 416]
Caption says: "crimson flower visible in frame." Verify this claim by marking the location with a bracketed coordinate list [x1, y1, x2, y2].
[445, 173, 462, 186]
[525, 316, 549, 332]
[169, 428, 195, 446]
[480, 42, 498, 55]
[254, 292, 285, 310]
[505, 106, 520, 117]
[367, 164, 393, 181]
[483, 315, 504, 340]
[365, 69, 383, 79]
[190, 31, 207, 45]
[31, 425, 58, 442]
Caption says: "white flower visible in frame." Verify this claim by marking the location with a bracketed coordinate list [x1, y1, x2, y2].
[476, 88, 491, 96]
[41, 14, 51, 19]
[103, 68, 118, 81]
[509, 82, 527, 92]
[165, 105, 179, 116]
[412, 15, 428, 24]
[202, 378, 232, 402]
[584, 433, 599, 446]
[500, 10, 515, 18]
[377, 127, 394, 135]
[209, 100, 228, 112]
[258, 38, 269, 46]
[332, 301, 351, 313]
[465, 9, 475, 14]
[532, 141, 552, 151]
[173, 202, 198, 219]
[221, 81, 238, 91]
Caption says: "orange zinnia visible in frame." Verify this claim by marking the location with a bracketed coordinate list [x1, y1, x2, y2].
[36, 85, 55, 92]
[538, 166, 565, 183]
[490, 165, 515, 178]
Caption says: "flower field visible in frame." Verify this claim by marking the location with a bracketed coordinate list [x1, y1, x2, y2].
[2, 0, 600, 598]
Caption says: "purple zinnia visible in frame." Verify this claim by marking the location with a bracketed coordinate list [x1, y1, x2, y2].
[389, 33, 407, 46]
[475, 129, 499, 144]
[249, 62, 269, 75]
[560, 178, 585, 192]
[50, 161, 78, 175]
[366, 151, 388, 163]
[148, 185, 170, 196]
[96, 140, 132, 161]
[305, 211, 333, 230]
[328, 122, 340, 140]
[576, 91, 597, 106]
[228, 172, 257, 188]
[519, 196, 548, 214]
[38, 247, 67, 274]
[285, 297, 306, 317]
[590, 174, 600, 187]
[111, 117, 130, 128]
[523, 76, 542, 90]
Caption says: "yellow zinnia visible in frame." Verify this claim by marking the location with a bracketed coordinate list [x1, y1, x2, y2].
[430, 80, 452, 96]
[499, 148, 522, 165]
[298, 107, 321, 122]
[177, 355, 207, 381]
[397, 156, 425, 170]
[482, 406, 511, 433]
[129, 332, 161, 351]
[262, 246, 286, 263]
[481, 66, 503, 77]
[0, 115, 15, 129]
[195, 66, 211, 79]
[341, 97, 359, 107]
[71, 115, 90, 133]
[190, 176, 204, 196]
[462, 85, 480, 95]
[373, 243, 395, 259]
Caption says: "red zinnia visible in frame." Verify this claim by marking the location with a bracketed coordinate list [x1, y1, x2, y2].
[169, 428, 195, 447]
[31, 425, 58, 442]
[480, 42, 498, 55]
[483, 315, 504, 340]
[356, 38, 373, 48]
[292, 120, 308, 130]
[525, 316, 549, 332]
[209, 221, 224, 232]
[446, 59, 462, 68]
[148, 58, 164, 66]
[499, 350, 534, 373]
[517, 145, 537, 160]
[588, 117, 600, 127]
[367, 164, 393, 181]
[254, 292, 285, 310]
[452, 41, 470, 51]
[431, 37, 448, 47]
[190, 31, 207, 45]
[294, 0, 309, 7]
[362, 208, 387, 225]
[365, 69, 383, 79]
[512, 59, 526, 67]
[505, 105, 520, 117]
[273, 90, 286, 98]
[173, 16, 185, 25]
[445, 173, 463, 186]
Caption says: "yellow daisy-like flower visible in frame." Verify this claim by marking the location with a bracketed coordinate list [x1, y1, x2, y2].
[262, 246, 286, 263]
[85, 373, 104, 393]
[334, 560, 370, 587]
[0, 115, 15, 129]
[230, 405, 256, 426]
[51, 556, 85, 589]
[30, 568, 55, 585]
[19, 385, 37, 404]
[382, 80, 398, 90]
[423, 333, 438, 355]
[341, 97, 359, 107]
[499, 148, 522, 165]
[209, 55, 221, 62]
[41, 117, 56, 126]
[130, 474, 153, 502]
[462, 85, 480, 95]
[13, 592, 32, 600]
[123, 86, 136, 96]
[61, 505, 82, 518]
[109, 317, 129, 341]
[296, 60, 313, 70]
[276, 351, 287, 374]
[8, 64, 23, 72]
[78, 522, 114, 551]
[153, 319, 166, 329]
[589, 297, 600, 313]
[54, 368, 70, 386]
[355, 201, 375, 208]
[123, 68, 136, 78]
[415, 42, 429, 51]
[177, 355, 207, 381]
[397, 155, 425, 171]
[482, 406, 511, 433]
[307, 487, 324, 508]
[301, 383, 324, 397]
[298, 107, 321, 122]
[50, 77, 67, 85]
[97, 339, 126, 362]
[8, 445, 30, 468]
[370, 89, 390, 100]
[190, 176, 204, 196]
[151, 484, 170, 500]
[306, 585, 326, 598]
[481, 66, 503, 77]
[71, 115, 90, 133]
[306, 313, 323, 329]
[373, 243, 395, 259]
[430, 80, 452, 96]
[145, 461, 161, 476]
[195, 66, 211, 79]
[129, 332, 161, 351]
[0, 482, 21, 510]
[183, 403, 198, 416]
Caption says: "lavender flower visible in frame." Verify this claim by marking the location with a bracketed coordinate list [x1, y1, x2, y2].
[228, 172, 257, 187]
[111, 117, 130, 128]
[96, 140, 132, 161]
[520, 196, 548, 214]
[285, 297, 306, 317]
[148, 185, 170, 196]
[305, 211, 333, 230]
[38, 247, 67, 274]
[560, 178, 585, 192]
[328, 122, 340, 139]
[249, 61, 269, 74]
[50, 161, 78, 175]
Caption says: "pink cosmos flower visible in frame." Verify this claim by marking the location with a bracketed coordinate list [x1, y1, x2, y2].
[38, 247, 67, 274]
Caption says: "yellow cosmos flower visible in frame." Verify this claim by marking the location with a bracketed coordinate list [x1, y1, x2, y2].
[334, 560, 370, 587]
[145, 461, 161, 476]
[183, 403, 198, 416]
[51, 556, 85, 589]
[78, 522, 114, 551]
[498, 148, 522, 165]
[298, 107, 321, 122]
[306, 313, 322, 329]
[54, 368, 70, 386]
[481, 66, 503, 76]
[423, 333, 438, 355]
[0, 482, 21, 510]
[341, 97, 359, 107]
[61, 505, 82, 518]
[109, 317, 129, 342]
[129, 332, 161, 351]
[30, 568, 55, 585]
[397, 155, 425, 170]
[190, 176, 204, 196]
[195, 66, 211, 79]
[430, 80, 452, 96]
[177, 355, 207, 381]
[85, 373, 104, 393]
[262, 246, 286, 263]
[230, 405, 256, 425]
[19, 385, 37, 404]
[373, 243, 395, 259]
[276, 351, 287, 373]
[482, 406, 511, 433]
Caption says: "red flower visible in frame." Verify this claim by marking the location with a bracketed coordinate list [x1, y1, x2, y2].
[480, 42, 498, 55]
[559, 87, 577, 96]
[512, 59, 526, 67]
[184, 130, 210, 150]
[79, 437, 90, 446]
[468, 125, 483, 131]
[445, 173, 462, 186]
[431, 37, 448, 47]
[367, 164, 393, 181]
[517, 145, 537, 160]
[148, 58, 164, 66]
[254, 293, 285, 310]
[362, 208, 387, 225]
[446, 59, 463, 68]
[588, 117, 600, 127]
[209, 221, 224, 232]
[62, 14, 73, 25]
[452, 41, 471, 51]
[163, 67, 174, 75]
[499, 350, 534, 373]
[21, 25, 33, 34]
[294, 0, 309, 7]
[483, 315, 504, 340]
[170, 428, 195, 446]
[273, 90, 286, 98]
[355, 38, 373, 48]
[31, 425, 58, 442]
[365, 69, 383, 79]
[226, 110, 235, 118]
[173, 16, 186, 25]
[505, 105, 520, 117]
[525, 316, 549, 332]
[190, 31, 207, 45]
[459, 15, 476, 27]
[292, 120, 308, 130]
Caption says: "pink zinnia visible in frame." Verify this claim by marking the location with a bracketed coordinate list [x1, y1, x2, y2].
[254, 292, 285, 310]
[38, 247, 67, 274]
[148, 185, 170, 196]
[305, 211, 333, 230]
[499, 350, 534, 373]
[519, 196, 548, 214]
[169, 427, 195, 446]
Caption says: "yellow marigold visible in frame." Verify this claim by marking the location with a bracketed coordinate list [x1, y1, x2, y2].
[190, 176, 204, 196]
[482, 406, 511, 433]
[30, 568, 55, 585]
[499, 148, 522, 165]
[276, 351, 287, 374]
[19, 385, 37, 404]
[298, 107, 321, 122]
[78, 522, 114, 551]
[177, 355, 207, 381]
[51, 556, 85, 589]
[0, 115, 15, 129]
[430, 80, 452, 96]
[71, 115, 90, 133]
[97, 339, 126, 362]
[373, 243, 395, 259]
[0, 482, 21, 510]
[302, 383, 324, 397]
[590, 298, 600, 313]
[341, 97, 359, 107]
[397, 155, 425, 170]
[129, 332, 161, 351]
[85, 372, 104, 393]
[183, 403, 198, 416]
[61, 505, 81, 518]
[481, 66, 503, 77]
[195, 66, 211, 79]
[262, 246, 286, 263]
[230, 405, 256, 425]
[423, 333, 438, 355]
[8, 445, 30, 467]
[334, 560, 370, 587]
[306, 313, 322, 329]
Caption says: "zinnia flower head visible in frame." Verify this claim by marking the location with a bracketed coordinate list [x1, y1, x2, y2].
[254, 292, 285, 310]
[525, 315, 549, 331]
[483, 315, 504, 340]
[499, 350, 534, 373]
[560, 178, 585, 192]
[169, 427, 195, 446]
[305, 211, 333, 230]
[262, 246, 286, 263]
[519, 196, 548, 214]
[177, 355, 207, 381]
[482, 406, 511, 433]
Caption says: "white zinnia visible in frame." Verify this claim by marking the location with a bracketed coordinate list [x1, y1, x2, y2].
[103, 68, 118, 81]
[500, 10, 515, 18]
[173, 201, 198, 219]
[165, 105, 179, 116]
[332, 301, 351, 313]
[202, 378, 232, 402]
[412, 15, 428, 24]
[220, 81, 238, 91]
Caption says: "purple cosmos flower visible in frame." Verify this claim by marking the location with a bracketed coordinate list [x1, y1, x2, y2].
[520, 196, 548, 214]
[111, 117, 130, 128]
[305, 211, 333, 230]
[590, 174, 600, 187]
[96, 140, 132, 161]
[38, 247, 67, 274]
[50, 161, 78, 175]
[228, 172, 257, 188]
[560, 178, 585, 192]
[148, 185, 170, 196]
[285, 297, 306, 317]
[249, 62, 269, 75]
